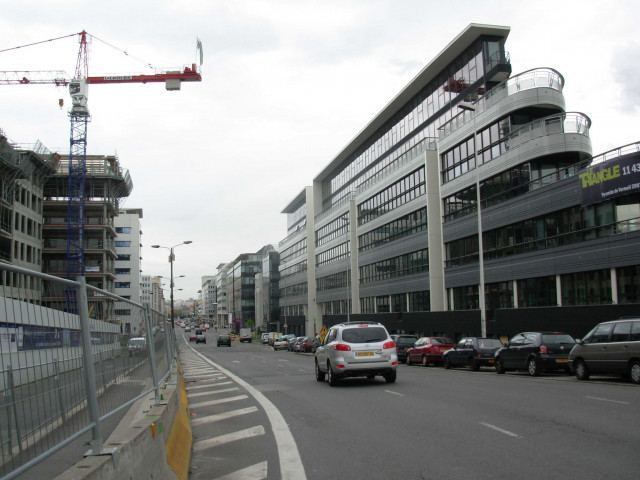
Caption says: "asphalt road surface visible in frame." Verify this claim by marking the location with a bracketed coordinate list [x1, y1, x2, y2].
[181, 331, 640, 480]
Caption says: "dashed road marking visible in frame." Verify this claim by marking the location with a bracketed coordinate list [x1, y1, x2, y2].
[187, 381, 232, 391]
[479, 422, 520, 438]
[586, 396, 629, 405]
[384, 390, 404, 396]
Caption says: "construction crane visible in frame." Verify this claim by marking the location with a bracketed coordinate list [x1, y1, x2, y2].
[0, 30, 202, 280]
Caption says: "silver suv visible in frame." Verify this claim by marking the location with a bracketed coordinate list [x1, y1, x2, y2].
[315, 321, 397, 386]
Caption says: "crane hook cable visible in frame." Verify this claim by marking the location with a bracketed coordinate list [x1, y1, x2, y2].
[0, 32, 81, 54]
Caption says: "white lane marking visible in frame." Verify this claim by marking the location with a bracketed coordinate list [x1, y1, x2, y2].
[479, 422, 520, 438]
[384, 390, 404, 396]
[187, 381, 232, 391]
[278, 359, 289, 362]
[190, 395, 248, 409]
[188, 387, 240, 398]
[191, 407, 259, 427]
[189, 347, 308, 479]
[586, 396, 629, 405]
[232, 360, 241, 363]
[215, 460, 268, 480]
[183, 373, 224, 380]
[193, 425, 265, 452]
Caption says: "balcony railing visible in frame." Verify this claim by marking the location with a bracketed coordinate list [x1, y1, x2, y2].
[439, 68, 565, 139]
[589, 141, 640, 166]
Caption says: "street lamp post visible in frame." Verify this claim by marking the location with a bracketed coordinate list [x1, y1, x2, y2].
[152, 241, 192, 329]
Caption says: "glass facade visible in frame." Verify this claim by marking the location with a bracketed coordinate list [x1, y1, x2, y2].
[359, 207, 427, 252]
[517, 276, 557, 307]
[359, 249, 428, 284]
[323, 37, 506, 212]
[358, 168, 425, 225]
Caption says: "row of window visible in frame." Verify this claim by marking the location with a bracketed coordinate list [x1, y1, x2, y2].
[450, 265, 640, 310]
[358, 168, 425, 225]
[359, 207, 427, 252]
[317, 271, 349, 292]
[360, 291, 430, 313]
[280, 260, 307, 279]
[280, 238, 307, 264]
[316, 217, 349, 248]
[316, 242, 349, 267]
[359, 249, 428, 284]
[280, 282, 308, 298]
[443, 157, 584, 221]
[444, 195, 640, 267]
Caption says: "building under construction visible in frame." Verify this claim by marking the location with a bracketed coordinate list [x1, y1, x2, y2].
[42, 153, 133, 322]
[0, 130, 59, 302]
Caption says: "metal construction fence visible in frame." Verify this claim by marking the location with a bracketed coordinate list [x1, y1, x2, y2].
[0, 263, 176, 480]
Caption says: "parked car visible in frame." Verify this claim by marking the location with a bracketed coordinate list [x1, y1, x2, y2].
[406, 337, 455, 366]
[569, 318, 640, 384]
[495, 332, 575, 376]
[273, 335, 291, 350]
[443, 337, 502, 370]
[217, 334, 231, 347]
[261, 333, 271, 344]
[315, 321, 397, 386]
[127, 337, 147, 356]
[293, 336, 306, 352]
[195, 330, 206, 344]
[391, 335, 418, 363]
[301, 337, 319, 353]
[286, 336, 300, 351]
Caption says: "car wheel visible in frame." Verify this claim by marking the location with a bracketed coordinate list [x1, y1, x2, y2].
[443, 356, 451, 369]
[384, 371, 396, 383]
[527, 357, 540, 376]
[495, 356, 505, 374]
[470, 359, 480, 372]
[328, 362, 339, 387]
[421, 355, 428, 367]
[630, 360, 640, 385]
[575, 359, 590, 381]
[315, 360, 325, 382]
[406, 355, 412, 366]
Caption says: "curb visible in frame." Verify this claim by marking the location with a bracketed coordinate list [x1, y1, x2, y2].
[166, 366, 192, 480]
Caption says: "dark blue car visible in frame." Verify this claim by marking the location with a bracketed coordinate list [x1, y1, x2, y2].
[443, 337, 502, 371]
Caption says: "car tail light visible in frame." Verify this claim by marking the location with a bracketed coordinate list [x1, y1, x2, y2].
[383, 341, 395, 350]
[539, 345, 548, 354]
[337, 364, 345, 369]
[333, 343, 351, 351]
[392, 361, 398, 366]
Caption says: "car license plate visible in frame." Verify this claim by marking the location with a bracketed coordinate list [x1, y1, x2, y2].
[487, 359, 494, 364]
[356, 351, 374, 357]
[556, 358, 568, 363]
[404, 347, 409, 351]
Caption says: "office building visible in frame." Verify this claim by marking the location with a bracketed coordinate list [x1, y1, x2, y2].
[114, 208, 143, 335]
[278, 23, 640, 339]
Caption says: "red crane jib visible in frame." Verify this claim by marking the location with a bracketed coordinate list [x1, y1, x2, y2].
[86, 64, 201, 84]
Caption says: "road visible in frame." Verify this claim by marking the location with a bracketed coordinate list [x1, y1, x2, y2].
[180, 331, 640, 480]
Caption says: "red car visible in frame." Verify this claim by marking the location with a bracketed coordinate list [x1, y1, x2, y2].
[406, 337, 455, 366]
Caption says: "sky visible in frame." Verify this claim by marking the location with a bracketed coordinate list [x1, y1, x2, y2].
[1, 0, 639, 299]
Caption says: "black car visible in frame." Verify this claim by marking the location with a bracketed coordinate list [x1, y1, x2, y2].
[217, 334, 231, 347]
[443, 337, 502, 371]
[392, 335, 418, 363]
[494, 332, 575, 376]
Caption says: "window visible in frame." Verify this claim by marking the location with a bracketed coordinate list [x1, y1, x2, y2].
[611, 322, 631, 342]
[116, 254, 131, 261]
[116, 227, 131, 234]
[115, 241, 131, 247]
[115, 282, 131, 289]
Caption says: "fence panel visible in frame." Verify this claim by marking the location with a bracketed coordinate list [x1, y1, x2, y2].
[0, 263, 174, 480]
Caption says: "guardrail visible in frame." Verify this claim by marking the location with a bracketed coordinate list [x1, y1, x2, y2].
[0, 262, 175, 480]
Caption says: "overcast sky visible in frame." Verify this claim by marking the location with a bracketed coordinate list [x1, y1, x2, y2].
[1, 1, 638, 299]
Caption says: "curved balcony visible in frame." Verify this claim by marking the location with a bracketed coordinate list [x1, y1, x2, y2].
[440, 68, 565, 139]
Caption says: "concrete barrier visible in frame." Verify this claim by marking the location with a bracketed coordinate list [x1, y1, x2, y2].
[54, 365, 191, 480]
